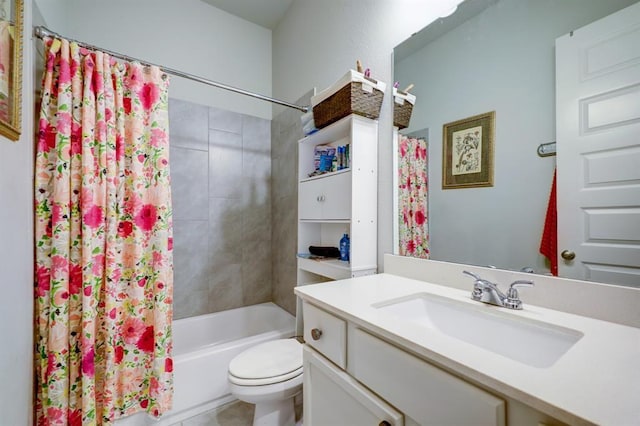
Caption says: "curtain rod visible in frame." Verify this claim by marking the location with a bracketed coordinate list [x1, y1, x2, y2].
[33, 26, 309, 113]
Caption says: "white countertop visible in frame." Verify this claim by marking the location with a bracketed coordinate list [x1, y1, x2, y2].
[295, 273, 640, 426]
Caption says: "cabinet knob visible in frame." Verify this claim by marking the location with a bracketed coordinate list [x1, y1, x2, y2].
[311, 328, 323, 340]
[379, 421, 391, 426]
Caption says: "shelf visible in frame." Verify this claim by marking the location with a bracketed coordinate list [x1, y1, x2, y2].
[300, 168, 351, 183]
[298, 256, 352, 280]
[299, 115, 351, 147]
[299, 219, 351, 224]
[297, 256, 377, 281]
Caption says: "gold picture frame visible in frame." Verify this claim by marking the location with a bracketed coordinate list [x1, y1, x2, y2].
[0, 0, 23, 141]
[442, 111, 495, 189]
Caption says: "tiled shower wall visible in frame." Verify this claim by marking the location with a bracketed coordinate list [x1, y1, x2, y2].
[169, 98, 272, 319]
[271, 91, 314, 315]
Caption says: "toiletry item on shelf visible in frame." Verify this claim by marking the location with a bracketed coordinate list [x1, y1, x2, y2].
[319, 153, 334, 172]
[339, 234, 350, 262]
[314, 145, 336, 173]
[345, 144, 350, 168]
[308, 246, 341, 258]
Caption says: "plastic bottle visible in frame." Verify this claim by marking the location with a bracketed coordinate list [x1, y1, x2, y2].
[339, 233, 350, 262]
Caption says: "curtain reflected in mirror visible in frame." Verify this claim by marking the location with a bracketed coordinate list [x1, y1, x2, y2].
[0, 0, 22, 141]
[396, 131, 429, 259]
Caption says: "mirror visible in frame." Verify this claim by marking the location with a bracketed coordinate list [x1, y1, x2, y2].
[392, 0, 637, 279]
[0, 0, 22, 140]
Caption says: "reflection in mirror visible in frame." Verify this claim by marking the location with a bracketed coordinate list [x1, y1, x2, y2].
[0, 0, 22, 140]
[392, 0, 638, 283]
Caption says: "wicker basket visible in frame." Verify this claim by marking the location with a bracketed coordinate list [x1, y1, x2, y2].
[393, 89, 416, 130]
[312, 71, 386, 129]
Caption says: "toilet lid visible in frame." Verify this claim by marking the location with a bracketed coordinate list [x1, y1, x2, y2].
[229, 338, 303, 380]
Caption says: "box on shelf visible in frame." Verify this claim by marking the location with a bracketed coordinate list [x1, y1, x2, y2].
[311, 70, 387, 129]
[393, 88, 416, 130]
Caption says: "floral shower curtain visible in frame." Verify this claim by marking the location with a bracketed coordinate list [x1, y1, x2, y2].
[34, 38, 174, 425]
[398, 135, 429, 258]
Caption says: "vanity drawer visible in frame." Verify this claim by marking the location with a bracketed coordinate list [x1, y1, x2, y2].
[351, 328, 506, 426]
[303, 302, 347, 369]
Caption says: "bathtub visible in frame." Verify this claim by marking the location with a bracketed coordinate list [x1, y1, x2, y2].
[116, 302, 295, 425]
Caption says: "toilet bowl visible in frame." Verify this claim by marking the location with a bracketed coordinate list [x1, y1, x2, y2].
[228, 338, 303, 426]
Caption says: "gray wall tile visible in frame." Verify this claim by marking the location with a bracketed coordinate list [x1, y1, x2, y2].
[209, 263, 243, 313]
[242, 192, 271, 243]
[169, 98, 209, 151]
[209, 130, 243, 199]
[173, 220, 210, 319]
[242, 241, 272, 306]
[170, 147, 209, 221]
[270, 91, 311, 315]
[209, 106, 243, 134]
[242, 116, 271, 153]
[170, 98, 274, 319]
[209, 197, 244, 262]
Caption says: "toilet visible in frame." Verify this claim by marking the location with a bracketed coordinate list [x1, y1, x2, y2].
[228, 338, 303, 426]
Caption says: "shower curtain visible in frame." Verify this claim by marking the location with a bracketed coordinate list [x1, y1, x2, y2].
[398, 135, 429, 258]
[34, 38, 174, 425]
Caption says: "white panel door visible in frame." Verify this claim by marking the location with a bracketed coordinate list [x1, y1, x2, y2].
[556, 2, 640, 286]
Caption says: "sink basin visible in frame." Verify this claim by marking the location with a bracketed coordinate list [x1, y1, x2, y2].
[374, 293, 583, 368]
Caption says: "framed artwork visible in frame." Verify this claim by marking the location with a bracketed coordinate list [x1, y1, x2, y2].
[442, 111, 495, 189]
[0, 0, 23, 141]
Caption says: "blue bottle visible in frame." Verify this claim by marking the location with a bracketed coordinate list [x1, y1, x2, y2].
[339, 233, 350, 262]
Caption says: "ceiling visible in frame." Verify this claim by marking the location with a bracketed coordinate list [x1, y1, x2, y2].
[200, 0, 294, 30]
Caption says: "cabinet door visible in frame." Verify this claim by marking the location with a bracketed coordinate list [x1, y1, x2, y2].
[321, 171, 351, 220]
[299, 178, 325, 220]
[351, 328, 505, 426]
[299, 172, 352, 220]
[303, 346, 403, 426]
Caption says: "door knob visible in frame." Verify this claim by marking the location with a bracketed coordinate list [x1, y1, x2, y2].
[311, 328, 322, 340]
[561, 250, 576, 261]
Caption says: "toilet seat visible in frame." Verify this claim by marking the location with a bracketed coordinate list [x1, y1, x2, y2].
[228, 339, 303, 386]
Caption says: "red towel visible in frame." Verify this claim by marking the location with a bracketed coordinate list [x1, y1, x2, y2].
[540, 170, 558, 276]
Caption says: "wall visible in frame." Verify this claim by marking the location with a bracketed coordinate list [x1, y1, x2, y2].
[170, 98, 272, 319]
[271, 90, 313, 314]
[0, 0, 34, 422]
[271, 0, 458, 310]
[394, 0, 637, 273]
[34, 0, 273, 119]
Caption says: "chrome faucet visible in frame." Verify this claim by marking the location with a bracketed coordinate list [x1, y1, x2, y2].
[463, 271, 534, 310]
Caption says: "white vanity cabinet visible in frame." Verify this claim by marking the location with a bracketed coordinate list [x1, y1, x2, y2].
[301, 300, 566, 426]
[297, 114, 378, 285]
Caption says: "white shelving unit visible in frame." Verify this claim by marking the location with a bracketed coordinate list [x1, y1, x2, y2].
[296, 114, 378, 287]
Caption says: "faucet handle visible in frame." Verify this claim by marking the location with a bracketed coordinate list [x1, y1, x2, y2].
[463, 270, 485, 300]
[504, 280, 534, 310]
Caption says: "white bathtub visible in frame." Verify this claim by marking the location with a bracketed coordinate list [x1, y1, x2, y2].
[116, 302, 295, 425]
